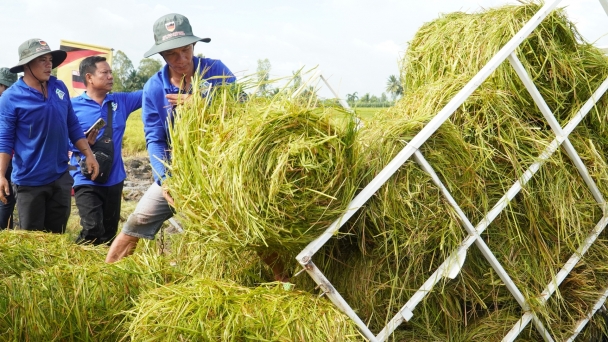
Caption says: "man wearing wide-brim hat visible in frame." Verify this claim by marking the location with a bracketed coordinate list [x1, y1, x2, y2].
[0, 38, 99, 233]
[106, 13, 236, 262]
[0, 68, 17, 97]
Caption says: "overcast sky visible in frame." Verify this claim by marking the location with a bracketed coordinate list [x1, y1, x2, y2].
[0, 0, 607, 98]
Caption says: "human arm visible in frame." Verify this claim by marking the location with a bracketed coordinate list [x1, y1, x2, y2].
[142, 84, 171, 184]
[0, 153, 11, 204]
[85, 129, 99, 145]
[0, 97, 15, 203]
[163, 60, 236, 105]
[123, 90, 144, 119]
[67, 94, 99, 179]
[73, 138, 99, 180]
[201, 59, 236, 86]
[162, 188, 174, 206]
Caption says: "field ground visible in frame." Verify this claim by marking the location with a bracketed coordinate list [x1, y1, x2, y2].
[122, 109, 146, 157]
[352, 107, 387, 120]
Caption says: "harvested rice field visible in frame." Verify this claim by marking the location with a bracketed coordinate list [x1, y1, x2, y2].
[4, 2, 608, 342]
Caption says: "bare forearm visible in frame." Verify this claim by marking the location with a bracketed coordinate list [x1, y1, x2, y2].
[0, 153, 11, 179]
[74, 139, 94, 158]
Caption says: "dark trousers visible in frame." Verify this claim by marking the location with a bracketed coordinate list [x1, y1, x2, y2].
[0, 164, 15, 229]
[74, 181, 124, 245]
[15, 171, 73, 233]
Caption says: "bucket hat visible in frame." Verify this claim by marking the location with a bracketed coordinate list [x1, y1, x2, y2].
[144, 13, 210, 58]
[0, 68, 17, 88]
[9, 38, 67, 73]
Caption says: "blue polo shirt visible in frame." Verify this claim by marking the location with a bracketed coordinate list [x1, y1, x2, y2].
[0, 76, 85, 186]
[69, 91, 143, 187]
[143, 56, 235, 184]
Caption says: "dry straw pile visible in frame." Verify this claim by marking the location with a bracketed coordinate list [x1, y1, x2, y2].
[325, 3, 608, 340]
[126, 280, 361, 341]
[0, 231, 360, 341]
[5, 2, 608, 341]
[166, 79, 361, 257]
[165, 2, 608, 340]
[0, 231, 184, 341]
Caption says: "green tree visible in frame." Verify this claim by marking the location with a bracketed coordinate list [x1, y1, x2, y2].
[112, 50, 134, 92]
[135, 58, 162, 88]
[123, 70, 141, 92]
[360, 93, 371, 103]
[386, 74, 403, 101]
[256, 58, 271, 96]
[346, 92, 358, 103]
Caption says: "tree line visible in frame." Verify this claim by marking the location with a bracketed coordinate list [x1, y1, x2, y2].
[345, 75, 403, 108]
[75, 52, 405, 105]
[50, 50, 164, 92]
[257, 59, 405, 109]
[111, 50, 163, 92]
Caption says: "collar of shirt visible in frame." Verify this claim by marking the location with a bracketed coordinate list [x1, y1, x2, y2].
[160, 56, 203, 94]
[14, 76, 59, 97]
[79, 91, 115, 106]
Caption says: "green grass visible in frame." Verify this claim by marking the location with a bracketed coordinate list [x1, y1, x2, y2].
[122, 109, 147, 156]
[352, 107, 387, 121]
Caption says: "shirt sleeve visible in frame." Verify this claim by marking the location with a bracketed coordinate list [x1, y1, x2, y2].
[124, 90, 143, 117]
[142, 85, 169, 184]
[0, 96, 16, 154]
[67, 96, 86, 145]
[204, 59, 236, 86]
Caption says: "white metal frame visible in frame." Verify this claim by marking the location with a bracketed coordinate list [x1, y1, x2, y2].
[294, 1, 608, 340]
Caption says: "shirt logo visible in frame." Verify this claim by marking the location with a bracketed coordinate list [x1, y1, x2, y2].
[201, 80, 212, 96]
[165, 21, 175, 32]
[56, 88, 65, 100]
[112, 102, 118, 111]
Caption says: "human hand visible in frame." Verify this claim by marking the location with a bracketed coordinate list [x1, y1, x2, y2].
[0, 177, 9, 205]
[86, 156, 100, 181]
[86, 129, 99, 146]
[162, 189, 175, 206]
[165, 93, 192, 107]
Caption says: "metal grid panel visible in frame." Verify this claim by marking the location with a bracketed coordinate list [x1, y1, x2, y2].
[295, 1, 608, 340]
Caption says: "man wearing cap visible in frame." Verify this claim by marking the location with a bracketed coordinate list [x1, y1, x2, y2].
[106, 13, 235, 262]
[0, 67, 17, 229]
[70, 56, 143, 245]
[0, 68, 16, 97]
[0, 39, 99, 233]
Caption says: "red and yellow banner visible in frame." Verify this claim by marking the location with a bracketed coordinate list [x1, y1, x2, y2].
[56, 40, 113, 97]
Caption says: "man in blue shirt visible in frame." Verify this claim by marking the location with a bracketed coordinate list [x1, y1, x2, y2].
[0, 68, 16, 96]
[106, 13, 235, 262]
[0, 67, 17, 229]
[0, 38, 99, 233]
[70, 56, 143, 245]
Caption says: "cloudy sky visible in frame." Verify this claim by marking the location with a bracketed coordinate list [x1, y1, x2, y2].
[0, 0, 607, 98]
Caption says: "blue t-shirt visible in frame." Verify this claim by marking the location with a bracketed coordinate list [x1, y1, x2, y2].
[143, 56, 235, 184]
[69, 91, 143, 187]
[0, 76, 85, 186]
